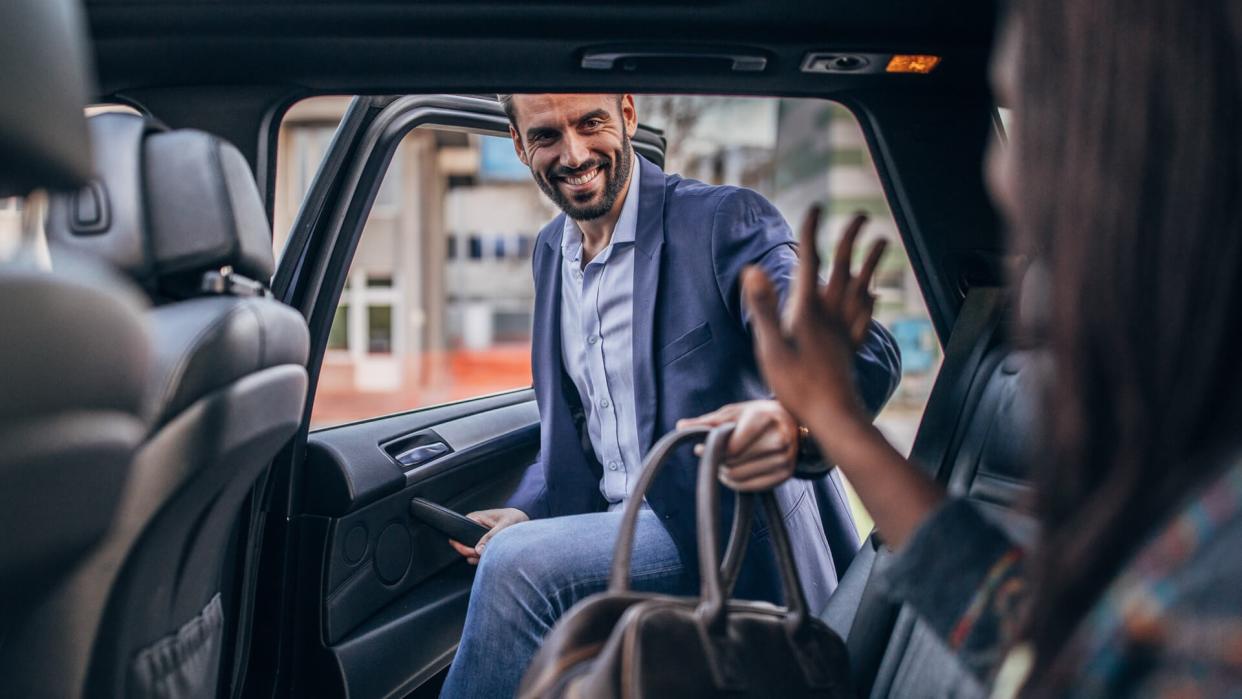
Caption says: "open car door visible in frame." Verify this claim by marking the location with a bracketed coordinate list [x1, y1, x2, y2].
[248, 95, 665, 698]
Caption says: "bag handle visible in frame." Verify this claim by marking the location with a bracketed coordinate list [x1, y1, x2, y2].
[605, 425, 828, 691]
[607, 425, 811, 639]
[694, 425, 810, 639]
[608, 426, 752, 593]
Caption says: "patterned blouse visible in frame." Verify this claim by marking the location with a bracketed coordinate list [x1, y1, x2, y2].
[882, 461, 1242, 697]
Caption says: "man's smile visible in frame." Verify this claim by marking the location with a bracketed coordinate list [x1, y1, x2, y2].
[563, 167, 601, 187]
[553, 163, 607, 199]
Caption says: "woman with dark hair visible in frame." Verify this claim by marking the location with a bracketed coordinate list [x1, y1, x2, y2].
[740, 0, 1242, 695]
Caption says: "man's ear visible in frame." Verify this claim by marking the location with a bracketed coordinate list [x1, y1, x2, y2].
[620, 94, 638, 138]
[509, 125, 529, 165]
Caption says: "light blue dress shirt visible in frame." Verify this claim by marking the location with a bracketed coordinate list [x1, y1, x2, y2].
[560, 165, 643, 510]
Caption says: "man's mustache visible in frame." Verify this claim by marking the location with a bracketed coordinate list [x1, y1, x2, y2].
[547, 158, 611, 180]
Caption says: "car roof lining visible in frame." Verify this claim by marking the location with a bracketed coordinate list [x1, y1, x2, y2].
[84, 0, 999, 97]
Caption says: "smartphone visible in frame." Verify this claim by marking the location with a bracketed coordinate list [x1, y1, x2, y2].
[409, 497, 490, 548]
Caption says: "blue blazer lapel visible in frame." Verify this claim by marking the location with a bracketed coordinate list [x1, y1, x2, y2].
[631, 155, 667, 453]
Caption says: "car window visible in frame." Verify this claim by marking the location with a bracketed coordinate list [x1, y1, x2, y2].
[275, 99, 549, 428]
[276, 96, 943, 532]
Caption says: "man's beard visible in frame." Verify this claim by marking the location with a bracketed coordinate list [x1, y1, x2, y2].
[532, 134, 633, 221]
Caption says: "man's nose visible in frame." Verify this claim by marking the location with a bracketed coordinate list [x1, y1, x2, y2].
[559, 131, 591, 169]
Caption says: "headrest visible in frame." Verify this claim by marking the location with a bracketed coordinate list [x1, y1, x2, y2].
[0, 0, 94, 196]
[46, 113, 276, 299]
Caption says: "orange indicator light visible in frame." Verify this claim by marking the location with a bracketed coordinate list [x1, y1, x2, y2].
[886, 55, 941, 74]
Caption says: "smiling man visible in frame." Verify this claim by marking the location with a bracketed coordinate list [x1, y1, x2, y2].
[438, 94, 901, 698]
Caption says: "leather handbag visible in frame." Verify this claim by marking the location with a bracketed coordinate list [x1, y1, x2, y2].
[518, 425, 853, 698]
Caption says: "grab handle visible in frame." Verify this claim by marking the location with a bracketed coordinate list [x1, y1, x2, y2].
[581, 45, 767, 72]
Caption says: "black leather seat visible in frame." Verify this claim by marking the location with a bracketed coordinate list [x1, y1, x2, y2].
[0, 0, 152, 684]
[0, 265, 152, 639]
[33, 112, 310, 699]
[0, 0, 153, 695]
[821, 287, 1040, 698]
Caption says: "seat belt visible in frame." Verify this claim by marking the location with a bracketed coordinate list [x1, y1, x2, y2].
[907, 287, 1007, 481]
[840, 286, 1007, 696]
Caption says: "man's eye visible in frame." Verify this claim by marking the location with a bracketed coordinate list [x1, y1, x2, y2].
[584, 119, 602, 129]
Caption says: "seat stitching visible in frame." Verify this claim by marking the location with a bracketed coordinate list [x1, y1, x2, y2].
[155, 302, 251, 424]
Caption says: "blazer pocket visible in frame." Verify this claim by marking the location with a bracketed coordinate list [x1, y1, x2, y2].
[657, 321, 713, 366]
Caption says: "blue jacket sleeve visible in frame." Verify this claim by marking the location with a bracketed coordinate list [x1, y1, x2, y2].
[710, 188, 902, 416]
[505, 459, 551, 519]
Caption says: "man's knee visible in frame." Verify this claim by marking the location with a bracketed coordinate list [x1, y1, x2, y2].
[473, 520, 562, 601]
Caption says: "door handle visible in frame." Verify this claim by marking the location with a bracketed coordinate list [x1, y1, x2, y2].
[392, 441, 450, 468]
[581, 45, 767, 72]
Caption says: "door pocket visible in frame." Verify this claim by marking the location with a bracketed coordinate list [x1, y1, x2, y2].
[657, 321, 713, 366]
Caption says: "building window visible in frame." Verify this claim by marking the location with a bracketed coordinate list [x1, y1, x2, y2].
[327, 304, 349, 350]
[367, 305, 393, 353]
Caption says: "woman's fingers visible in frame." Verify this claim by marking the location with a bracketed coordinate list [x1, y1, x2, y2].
[850, 294, 876, 346]
[793, 205, 824, 313]
[824, 213, 868, 307]
[855, 238, 887, 293]
[842, 238, 887, 341]
[743, 267, 793, 367]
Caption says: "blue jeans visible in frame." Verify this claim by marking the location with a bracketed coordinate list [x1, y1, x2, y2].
[439, 509, 694, 699]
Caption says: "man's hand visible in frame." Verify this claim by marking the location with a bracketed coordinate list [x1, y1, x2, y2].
[678, 400, 799, 492]
[743, 207, 886, 460]
[448, 507, 529, 565]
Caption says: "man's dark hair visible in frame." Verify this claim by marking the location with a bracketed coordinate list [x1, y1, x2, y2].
[495, 94, 625, 131]
[496, 94, 517, 128]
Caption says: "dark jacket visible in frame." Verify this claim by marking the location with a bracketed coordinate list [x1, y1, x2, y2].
[508, 155, 901, 603]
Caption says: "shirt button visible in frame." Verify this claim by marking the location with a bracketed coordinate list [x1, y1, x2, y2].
[609, 462, 619, 471]
[588, 335, 599, 345]
[599, 398, 610, 409]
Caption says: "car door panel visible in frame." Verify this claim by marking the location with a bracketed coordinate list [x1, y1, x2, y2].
[330, 562, 476, 698]
[306, 390, 537, 652]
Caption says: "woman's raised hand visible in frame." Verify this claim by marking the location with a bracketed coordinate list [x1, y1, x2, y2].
[744, 207, 886, 439]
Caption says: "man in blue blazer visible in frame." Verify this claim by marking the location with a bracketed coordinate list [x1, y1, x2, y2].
[440, 94, 900, 698]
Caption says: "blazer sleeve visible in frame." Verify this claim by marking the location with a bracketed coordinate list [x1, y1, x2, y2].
[505, 460, 551, 520]
[709, 188, 903, 417]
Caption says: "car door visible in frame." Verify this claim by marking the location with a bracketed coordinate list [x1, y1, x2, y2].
[249, 95, 665, 699]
